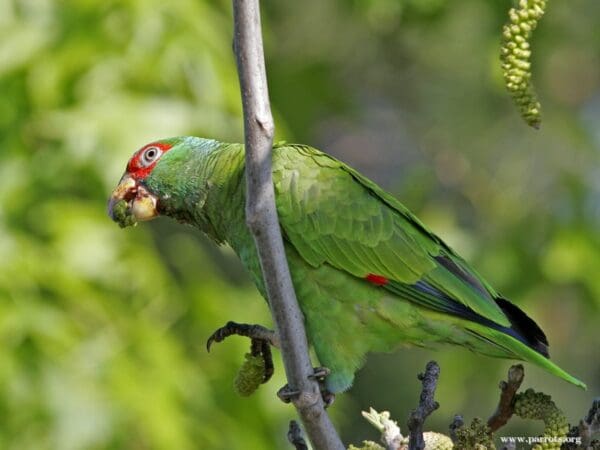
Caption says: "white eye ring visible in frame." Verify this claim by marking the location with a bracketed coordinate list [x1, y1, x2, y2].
[140, 146, 162, 167]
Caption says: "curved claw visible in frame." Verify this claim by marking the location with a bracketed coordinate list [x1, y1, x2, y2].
[321, 390, 335, 408]
[277, 385, 301, 404]
[206, 321, 277, 352]
[308, 366, 331, 381]
[207, 321, 277, 386]
[277, 366, 335, 408]
[276, 384, 335, 408]
[206, 321, 238, 352]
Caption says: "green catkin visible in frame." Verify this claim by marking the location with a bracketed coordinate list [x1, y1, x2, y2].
[500, 0, 547, 128]
[513, 389, 569, 450]
[112, 199, 137, 228]
[454, 418, 495, 450]
[233, 353, 266, 396]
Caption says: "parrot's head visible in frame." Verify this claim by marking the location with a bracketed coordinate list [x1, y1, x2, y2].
[108, 136, 211, 228]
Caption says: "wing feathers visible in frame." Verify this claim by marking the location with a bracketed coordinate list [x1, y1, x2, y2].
[274, 145, 509, 327]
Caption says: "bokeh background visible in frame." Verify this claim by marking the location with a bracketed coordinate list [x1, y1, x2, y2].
[1, 0, 598, 448]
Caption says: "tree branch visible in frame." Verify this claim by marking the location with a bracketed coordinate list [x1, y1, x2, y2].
[487, 364, 524, 432]
[288, 420, 309, 450]
[448, 414, 464, 443]
[407, 361, 440, 450]
[231, 1, 345, 448]
[579, 398, 600, 448]
[565, 397, 600, 449]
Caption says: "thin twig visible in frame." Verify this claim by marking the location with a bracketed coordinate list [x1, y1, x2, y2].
[231, 1, 345, 449]
[449, 414, 464, 443]
[580, 398, 600, 448]
[565, 397, 600, 449]
[288, 421, 309, 450]
[407, 361, 441, 450]
[487, 364, 525, 432]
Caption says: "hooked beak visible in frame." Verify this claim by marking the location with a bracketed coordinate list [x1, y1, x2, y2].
[107, 174, 159, 227]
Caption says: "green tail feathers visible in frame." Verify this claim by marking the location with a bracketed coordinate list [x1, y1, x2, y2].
[469, 325, 586, 389]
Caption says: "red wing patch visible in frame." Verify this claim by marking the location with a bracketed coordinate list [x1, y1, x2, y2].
[365, 273, 389, 286]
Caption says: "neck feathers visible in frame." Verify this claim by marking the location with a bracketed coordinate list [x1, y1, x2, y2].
[149, 140, 247, 244]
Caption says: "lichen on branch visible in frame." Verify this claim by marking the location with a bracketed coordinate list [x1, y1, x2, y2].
[349, 408, 453, 450]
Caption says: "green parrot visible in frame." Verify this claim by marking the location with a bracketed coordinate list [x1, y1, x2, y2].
[108, 136, 585, 393]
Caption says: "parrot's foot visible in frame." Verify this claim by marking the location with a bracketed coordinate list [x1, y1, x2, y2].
[277, 366, 335, 408]
[207, 321, 278, 383]
[308, 366, 331, 380]
[206, 321, 279, 350]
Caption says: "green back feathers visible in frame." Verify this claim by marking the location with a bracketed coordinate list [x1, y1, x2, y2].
[272, 144, 510, 327]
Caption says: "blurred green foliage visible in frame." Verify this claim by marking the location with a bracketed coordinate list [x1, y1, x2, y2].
[0, 0, 598, 449]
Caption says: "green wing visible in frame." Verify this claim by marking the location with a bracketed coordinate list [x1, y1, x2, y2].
[273, 144, 510, 328]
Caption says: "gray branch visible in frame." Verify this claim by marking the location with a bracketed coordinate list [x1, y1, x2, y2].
[449, 414, 464, 443]
[580, 398, 600, 448]
[565, 397, 600, 449]
[288, 420, 309, 450]
[231, 0, 345, 448]
[407, 361, 441, 450]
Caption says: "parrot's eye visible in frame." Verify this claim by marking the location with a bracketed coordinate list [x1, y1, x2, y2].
[140, 146, 162, 167]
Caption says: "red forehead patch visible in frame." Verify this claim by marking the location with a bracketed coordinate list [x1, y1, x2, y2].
[127, 142, 173, 180]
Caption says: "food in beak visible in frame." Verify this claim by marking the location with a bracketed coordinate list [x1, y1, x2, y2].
[108, 175, 158, 228]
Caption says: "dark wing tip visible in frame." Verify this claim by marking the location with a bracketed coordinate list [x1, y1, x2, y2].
[495, 297, 549, 357]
